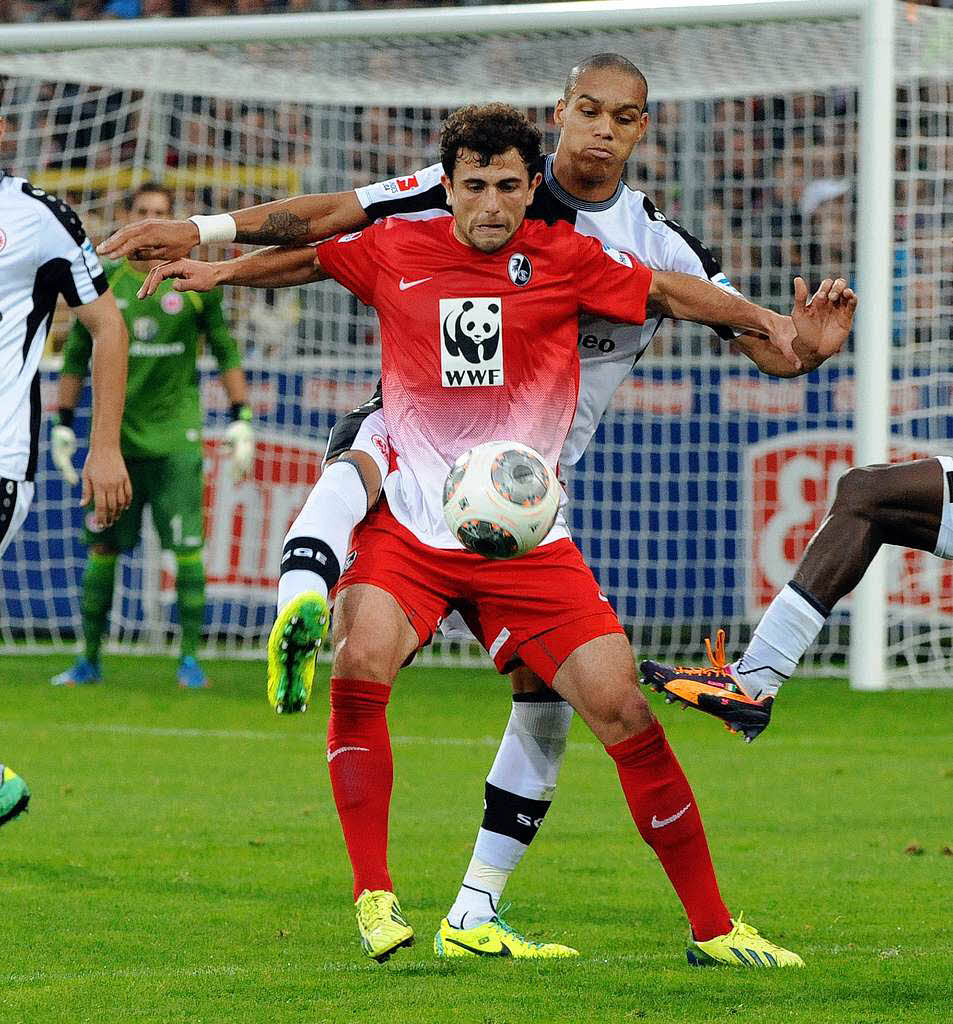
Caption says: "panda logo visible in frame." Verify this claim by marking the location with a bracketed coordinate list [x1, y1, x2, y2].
[439, 297, 504, 388]
[442, 299, 501, 365]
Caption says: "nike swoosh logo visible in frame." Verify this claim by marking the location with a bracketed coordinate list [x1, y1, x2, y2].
[327, 745, 369, 763]
[651, 802, 692, 829]
[444, 937, 512, 957]
[398, 276, 432, 290]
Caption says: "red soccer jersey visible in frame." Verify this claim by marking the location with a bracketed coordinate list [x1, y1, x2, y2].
[316, 216, 653, 548]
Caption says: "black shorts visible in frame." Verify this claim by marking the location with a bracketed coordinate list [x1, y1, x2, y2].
[323, 378, 383, 465]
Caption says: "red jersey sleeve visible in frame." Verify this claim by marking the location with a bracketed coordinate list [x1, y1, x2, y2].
[314, 225, 382, 306]
[572, 233, 653, 325]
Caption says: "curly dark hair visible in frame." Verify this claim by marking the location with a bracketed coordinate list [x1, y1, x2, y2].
[439, 103, 542, 181]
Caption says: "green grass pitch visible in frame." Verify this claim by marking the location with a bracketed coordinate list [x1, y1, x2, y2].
[2, 653, 952, 1023]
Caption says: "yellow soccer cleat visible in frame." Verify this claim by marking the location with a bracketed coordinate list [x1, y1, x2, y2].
[434, 914, 578, 959]
[266, 591, 329, 714]
[355, 889, 415, 963]
[0, 765, 30, 826]
[687, 915, 804, 967]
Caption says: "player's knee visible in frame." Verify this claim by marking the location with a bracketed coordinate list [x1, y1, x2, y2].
[832, 464, 888, 520]
[509, 664, 546, 694]
[331, 627, 397, 683]
[613, 683, 653, 737]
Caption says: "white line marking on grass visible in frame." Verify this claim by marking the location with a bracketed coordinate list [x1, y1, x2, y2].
[6, 720, 600, 754]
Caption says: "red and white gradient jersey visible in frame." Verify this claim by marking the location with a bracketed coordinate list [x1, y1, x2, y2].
[317, 215, 653, 549]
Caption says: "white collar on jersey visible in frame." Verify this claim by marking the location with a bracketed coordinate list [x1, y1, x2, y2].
[543, 154, 625, 213]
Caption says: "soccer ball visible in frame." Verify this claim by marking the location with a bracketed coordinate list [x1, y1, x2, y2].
[442, 441, 560, 559]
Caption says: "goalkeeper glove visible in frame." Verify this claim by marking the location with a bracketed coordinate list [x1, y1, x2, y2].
[51, 411, 80, 487]
[225, 404, 254, 483]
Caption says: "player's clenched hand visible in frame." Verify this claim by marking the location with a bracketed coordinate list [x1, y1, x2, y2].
[791, 276, 857, 370]
[97, 218, 200, 262]
[81, 446, 131, 528]
[137, 259, 222, 299]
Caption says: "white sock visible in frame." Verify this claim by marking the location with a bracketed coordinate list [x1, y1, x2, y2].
[276, 461, 367, 612]
[446, 694, 573, 928]
[446, 858, 507, 929]
[732, 583, 828, 698]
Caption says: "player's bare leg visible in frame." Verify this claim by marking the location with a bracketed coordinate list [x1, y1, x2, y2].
[641, 458, 946, 740]
[267, 450, 381, 713]
[438, 665, 579, 958]
[553, 633, 801, 965]
[326, 583, 419, 962]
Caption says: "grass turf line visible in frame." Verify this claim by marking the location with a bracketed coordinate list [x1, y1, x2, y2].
[2, 654, 952, 1023]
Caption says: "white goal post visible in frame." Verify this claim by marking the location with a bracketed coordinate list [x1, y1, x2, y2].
[2, 1, 951, 688]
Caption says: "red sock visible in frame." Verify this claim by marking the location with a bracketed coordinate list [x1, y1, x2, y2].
[327, 677, 394, 900]
[606, 719, 732, 941]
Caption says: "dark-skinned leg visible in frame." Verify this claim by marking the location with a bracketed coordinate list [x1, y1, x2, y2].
[444, 665, 574, 928]
[734, 459, 944, 698]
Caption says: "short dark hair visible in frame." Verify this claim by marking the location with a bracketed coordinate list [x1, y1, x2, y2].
[440, 103, 542, 181]
[126, 181, 175, 212]
[564, 53, 648, 107]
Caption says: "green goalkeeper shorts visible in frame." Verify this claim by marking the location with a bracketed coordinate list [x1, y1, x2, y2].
[84, 449, 205, 555]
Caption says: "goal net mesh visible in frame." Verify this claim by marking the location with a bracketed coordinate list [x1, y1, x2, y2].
[1, 3, 952, 681]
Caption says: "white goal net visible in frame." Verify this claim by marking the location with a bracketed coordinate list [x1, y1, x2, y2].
[1, 2, 951, 683]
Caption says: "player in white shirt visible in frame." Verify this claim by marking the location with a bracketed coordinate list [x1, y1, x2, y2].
[0, 117, 130, 557]
[103, 58, 854, 958]
[1, 115, 130, 824]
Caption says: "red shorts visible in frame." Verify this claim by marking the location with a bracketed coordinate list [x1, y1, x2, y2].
[338, 501, 624, 685]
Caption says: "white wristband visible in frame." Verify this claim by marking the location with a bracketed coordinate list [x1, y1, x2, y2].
[188, 213, 237, 245]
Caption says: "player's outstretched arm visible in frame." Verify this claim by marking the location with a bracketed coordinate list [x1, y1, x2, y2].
[137, 245, 326, 298]
[74, 291, 131, 526]
[733, 276, 857, 377]
[98, 191, 369, 263]
[649, 270, 801, 372]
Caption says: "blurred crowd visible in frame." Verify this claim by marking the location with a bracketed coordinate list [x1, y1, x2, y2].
[1, 0, 950, 358]
[2, 0, 952, 19]
[1, 0, 531, 19]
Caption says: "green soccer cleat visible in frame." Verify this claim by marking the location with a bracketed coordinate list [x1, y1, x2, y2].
[687, 915, 804, 968]
[640, 629, 773, 743]
[266, 591, 329, 714]
[434, 913, 578, 959]
[0, 765, 30, 826]
[355, 889, 415, 963]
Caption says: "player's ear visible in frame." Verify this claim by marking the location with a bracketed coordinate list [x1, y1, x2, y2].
[635, 110, 650, 142]
[553, 98, 567, 128]
[526, 172, 543, 205]
[441, 173, 454, 208]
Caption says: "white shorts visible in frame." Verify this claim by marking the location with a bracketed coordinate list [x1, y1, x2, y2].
[933, 456, 953, 559]
[323, 407, 391, 485]
[0, 477, 35, 559]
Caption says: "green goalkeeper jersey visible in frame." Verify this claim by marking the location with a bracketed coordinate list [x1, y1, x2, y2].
[62, 259, 243, 459]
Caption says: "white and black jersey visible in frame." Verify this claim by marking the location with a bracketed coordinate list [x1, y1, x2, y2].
[0, 173, 107, 482]
[356, 155, 743, 466]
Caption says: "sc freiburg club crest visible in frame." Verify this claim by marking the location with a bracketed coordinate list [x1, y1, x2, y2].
[507, 253, 532, 286]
